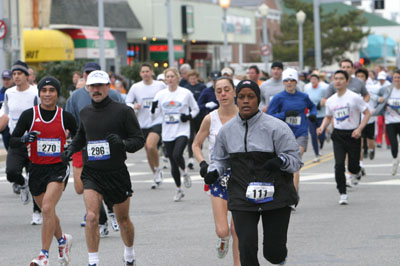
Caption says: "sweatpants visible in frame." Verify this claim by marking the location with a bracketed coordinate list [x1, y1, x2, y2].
[164, 136, 188, 187]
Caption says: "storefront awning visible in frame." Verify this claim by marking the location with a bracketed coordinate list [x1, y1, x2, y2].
[24, 29, 74, 62]
[62, 29, 116, 59]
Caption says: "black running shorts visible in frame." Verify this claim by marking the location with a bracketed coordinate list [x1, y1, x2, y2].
[81, 165, 133, 205]
[29, 163, 70, 196]
[362, 123, 375, 140]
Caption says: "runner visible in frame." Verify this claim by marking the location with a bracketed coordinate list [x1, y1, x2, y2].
[2, 60, 42, 224]
[0, 70, 13, 151]
[206, 79, 302, 266]
[259, 61, 284, 113]
[61, 70, 144, 266]
[151, 67, 199, 201]
[317, 70, 371, 205]
[65, 62, 124, 233]
[126, 63, 166, 189]
[192, 77, 240, 265]
[267, 68, 317, 194]
[10, 76, 76, 266]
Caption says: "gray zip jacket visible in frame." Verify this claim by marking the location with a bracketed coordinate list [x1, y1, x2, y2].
[208, 111, 303, 211]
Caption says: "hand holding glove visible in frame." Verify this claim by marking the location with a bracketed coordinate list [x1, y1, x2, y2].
[204, 170, 219, 185]
[61, 149, 73, 164]
[199, 160, 209, 178]
[180, 113, 192, 122]
[285, 110, 299, 117]
[21, 131, 40, 144]
[106, 133, 124, 147]
[264, 157, 284, 171]
[205, 101, 218, 109]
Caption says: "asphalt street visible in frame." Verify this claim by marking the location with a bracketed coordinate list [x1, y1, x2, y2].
[1, 138, 399, 266]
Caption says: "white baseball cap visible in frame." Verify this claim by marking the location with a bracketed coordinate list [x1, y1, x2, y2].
[282, 68, 298, 82]
[221, 67, 233, 76]
[86, 70, 111, 85]
[377, 71, 387, 80]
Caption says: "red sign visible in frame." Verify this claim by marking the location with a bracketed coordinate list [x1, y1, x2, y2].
[149, 45, 183, 52]
[260, 44, 271, 57]
[0, 20, 7, 40]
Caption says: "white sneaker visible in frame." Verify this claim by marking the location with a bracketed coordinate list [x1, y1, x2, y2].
[339, 194, 348, 205]
[30, 251, 48, 266]
[153, 169, 163, 186]
[109, 212, 119, 232]
[345, 174, 353, 188]
[173, 188, 185, 202]
[216, 236, 230, 259]
[99, 222, 109, 238]
[312, 156, 320, 163]
[31, 211, 43, 225]
[392, 158, 399, 176]
[58, 234, 72, 266]
[183, 172, 192, 188]
[162, 156, 169, 169]
[20, 180, 30, 205]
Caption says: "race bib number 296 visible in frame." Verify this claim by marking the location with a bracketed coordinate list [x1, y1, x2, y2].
[87, 140, 110, 161]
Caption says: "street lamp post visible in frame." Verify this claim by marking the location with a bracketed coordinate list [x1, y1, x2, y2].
[258, 3, 269, 72]
[296, 10, 306, 72]
[383, 33, 388, 69]
[219, 0, 231, 67]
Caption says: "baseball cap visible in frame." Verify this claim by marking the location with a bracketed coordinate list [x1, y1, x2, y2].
[83, 62, 101, 73]
[282, 68, 298, 82]
[271, 61, 284, 69]
[2, 70, 12, 79]
[377, 71, 387, 80]
[221, 67, 233, 77]
[210, 71, 222, 80]
[86, 70, 111, 85]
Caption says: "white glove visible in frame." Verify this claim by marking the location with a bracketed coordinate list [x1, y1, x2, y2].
[205, 101, 218, 109]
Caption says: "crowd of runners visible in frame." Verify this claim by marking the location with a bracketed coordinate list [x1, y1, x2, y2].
[1, 58, 398, 266]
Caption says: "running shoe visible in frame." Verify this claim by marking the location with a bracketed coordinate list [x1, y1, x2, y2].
[99, 222, 109, 238]
[89, 264, 98, 266]
[392, 158, 400, 176]
[345, 174, 352, 188]
[20, 180, 30, 205]
[339, 194, 348, 205]
[312, 156, 320, 163]
[58, 234, 72, 266]
[31, 211, 43, 225]
[173, 188, 185, 202]
[369, 149, 375, 160]
[183, 172, 192, 188]
[216, 236, 230, 259]
[154, 168, 163, 185]
[12, 183, 21, 195]
[350, 173, 361, 186]
[361, 167, 366, 176]
[151, 181, 158, 189]
[187, 157, 194, 170]
[81, 214, 87, 227]
[123, 259, 136, 266]
[162, 156, 169, 169]
[109, 212, 120, 232]
[30, 251, 49, 266]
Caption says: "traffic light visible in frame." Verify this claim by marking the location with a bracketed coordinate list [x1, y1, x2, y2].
[359, 57, 370, 65]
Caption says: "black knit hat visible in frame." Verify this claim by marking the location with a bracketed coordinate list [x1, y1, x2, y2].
[11, 60, 29, 76]
[236, 80, 261, 104]
[37, 76, 61, 96]
[271, 61, 283, 69]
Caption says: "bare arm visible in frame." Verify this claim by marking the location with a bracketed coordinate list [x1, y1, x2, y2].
[192, 114, 211, 164]
[317, 115, 333, 135]
[0, 114, 9, 132]
[352, 108, 371, 139]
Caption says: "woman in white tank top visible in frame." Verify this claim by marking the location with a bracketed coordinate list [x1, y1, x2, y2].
[192, 77, 240, 265]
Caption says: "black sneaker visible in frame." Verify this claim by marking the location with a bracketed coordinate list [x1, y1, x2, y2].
[369, 149, 375, 160]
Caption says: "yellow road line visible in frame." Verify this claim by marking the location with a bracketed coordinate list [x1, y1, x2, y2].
[301, 152, 334, 171]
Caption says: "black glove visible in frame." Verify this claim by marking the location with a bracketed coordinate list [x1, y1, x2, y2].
[180, 113, 192, 122]
[61, 149, 73, 164]
[106, 133, 124, 146]
[285, 110, 299, 117]
[264, 157, 284, 171]
[20, 131, 39, 144]
[151, 101, 158, 114]
[199, 160, 209, 178]
[308, 114, 317, 123]
[316, 102, 321, 110]
[204, 170, 219, 185]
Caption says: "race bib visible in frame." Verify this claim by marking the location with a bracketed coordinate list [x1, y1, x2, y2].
[164, 113, 180, 124]
[37, 138, 61, 157]
[334, 106, 350, 121]
[87, 140, 110, 161]
[388, 98, 400, 108]
[246, 182, 274, 204]
[285, 116, 301, 126]
[142, 98, 153, 108]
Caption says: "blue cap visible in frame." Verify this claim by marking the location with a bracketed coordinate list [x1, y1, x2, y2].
[83, 62, 101, 72]
[2, 70, 12, 79]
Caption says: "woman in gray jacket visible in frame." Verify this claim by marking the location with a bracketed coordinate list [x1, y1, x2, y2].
[206, 80, 303, 266]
